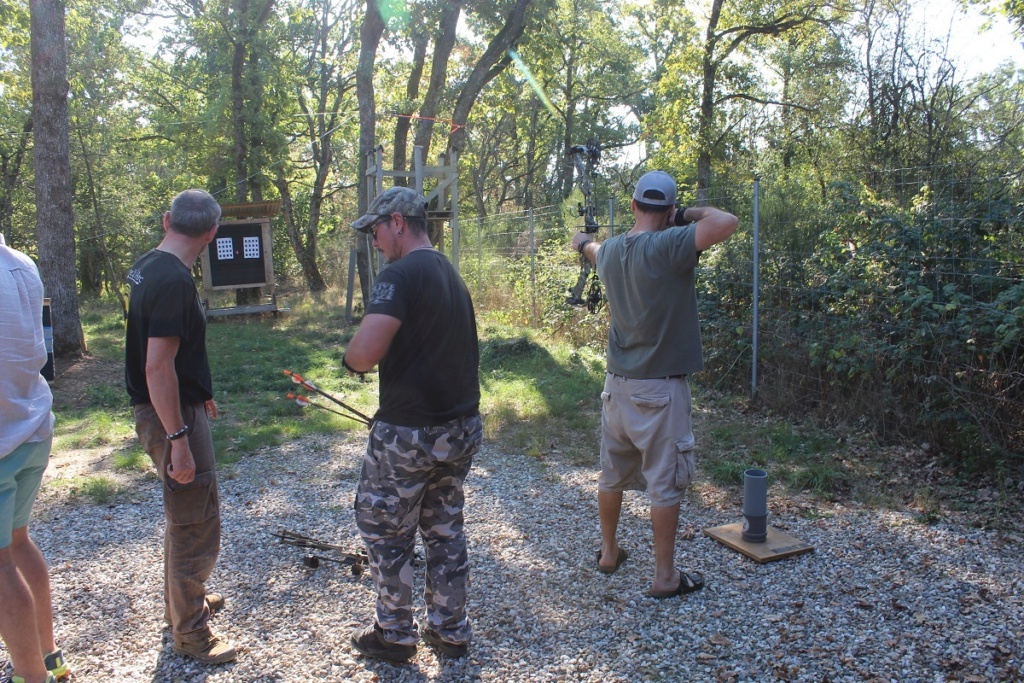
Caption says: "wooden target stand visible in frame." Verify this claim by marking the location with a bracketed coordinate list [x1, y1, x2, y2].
[200, 201, 286, 317]
[346, 144, 459, 321]
[704, 522, 814, 564]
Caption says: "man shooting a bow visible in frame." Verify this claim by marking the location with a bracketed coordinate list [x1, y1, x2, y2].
[571, 171, 738, 598]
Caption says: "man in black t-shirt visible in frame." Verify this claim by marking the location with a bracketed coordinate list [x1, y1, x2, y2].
[345, 186, 482, 662]
[124, 189, 236, 664]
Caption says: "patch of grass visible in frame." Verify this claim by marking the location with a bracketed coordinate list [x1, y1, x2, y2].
[783, 460, 848, 498]
[703, 459, 751, 487]
[84, 383, 128, 410]
[112, 443, 150, 471]
[911, 488, 943, 525]
[54, 475, 124, 504]
[79, 298, 127, 356]
[701, 410, 850, 499]
[54, 412, 134, 450]
[205, 294, 376, 461]
[477, 320, 604, 465]
[65, 296, 845, 503]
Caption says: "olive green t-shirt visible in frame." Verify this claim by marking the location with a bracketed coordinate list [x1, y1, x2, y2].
[595, 225, 704, 378]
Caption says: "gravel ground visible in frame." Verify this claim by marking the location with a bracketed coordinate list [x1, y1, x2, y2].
[11, 432, 1024, 682]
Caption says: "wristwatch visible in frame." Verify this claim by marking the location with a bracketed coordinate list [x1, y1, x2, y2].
[165, 425, 191, 441]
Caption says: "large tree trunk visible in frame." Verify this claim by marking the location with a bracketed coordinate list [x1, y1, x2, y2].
[0, 117, 33, 249]
[231, 34, 248, 203]
[412, 1, 463, 164]
[446, 0, 532, 156]
[354, 0, 385, 309]
[393, 29, 428, 183]
[274, 168, 327, 292]
[695, 0, 723, 205]
[228, 0, 276, 306]
[31, 0, 84, 358]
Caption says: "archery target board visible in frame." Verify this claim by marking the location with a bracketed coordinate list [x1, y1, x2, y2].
[201, 218, 275, 289]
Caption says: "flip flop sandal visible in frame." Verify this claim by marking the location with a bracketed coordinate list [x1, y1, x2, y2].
[595, 548, 628, 574]
[648, 568, 704, 598]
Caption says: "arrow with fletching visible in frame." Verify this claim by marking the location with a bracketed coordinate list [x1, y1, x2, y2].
[283, 370, 373, 427]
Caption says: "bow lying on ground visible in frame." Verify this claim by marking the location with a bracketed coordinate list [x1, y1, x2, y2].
[273, 529, 424, 574]
[272, 529, 353, 551]
[283, 369, 373, 427]
[273, 530, 368, 576]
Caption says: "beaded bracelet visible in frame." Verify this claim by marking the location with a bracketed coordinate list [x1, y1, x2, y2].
[166, 425, 191, 441]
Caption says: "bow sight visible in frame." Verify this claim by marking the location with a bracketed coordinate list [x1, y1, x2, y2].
[566, 139, 603, 311]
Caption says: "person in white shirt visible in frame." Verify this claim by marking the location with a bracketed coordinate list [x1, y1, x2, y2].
[0, 233, 69, 683]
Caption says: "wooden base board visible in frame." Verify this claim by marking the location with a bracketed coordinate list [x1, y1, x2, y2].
[703, 522, 814, 563]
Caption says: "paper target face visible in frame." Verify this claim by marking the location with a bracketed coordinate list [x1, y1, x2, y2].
[216, 237, 234, 260]
[243, 236, 261, 259]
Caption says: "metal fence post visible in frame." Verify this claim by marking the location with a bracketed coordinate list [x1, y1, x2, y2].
[608, 198, 615, 237]
[529, 207, 537, 321]
[477, 215, 483, 301]
[752, 176, 760, 400]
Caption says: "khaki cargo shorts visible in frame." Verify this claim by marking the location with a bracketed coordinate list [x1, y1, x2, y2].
[598, 374, 696, 507]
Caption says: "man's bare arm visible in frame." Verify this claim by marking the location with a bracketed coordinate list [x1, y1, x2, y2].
[146, 336, 195, 484]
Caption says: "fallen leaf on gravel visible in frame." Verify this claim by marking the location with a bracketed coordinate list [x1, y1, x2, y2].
[709, 633, 731, 646]
[716, 666, 739, 682]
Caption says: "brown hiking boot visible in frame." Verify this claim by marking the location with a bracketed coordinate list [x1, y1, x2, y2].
[164, 594, 226, 625]
[421, 628, 469, 658]
[172, 632, 237, 664]
[350, 623, 416, 662]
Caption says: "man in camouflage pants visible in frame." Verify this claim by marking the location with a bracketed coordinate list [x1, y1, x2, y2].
[344, 186, 482, 662]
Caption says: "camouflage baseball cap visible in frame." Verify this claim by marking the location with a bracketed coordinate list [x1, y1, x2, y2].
[351, 186, 428, 233]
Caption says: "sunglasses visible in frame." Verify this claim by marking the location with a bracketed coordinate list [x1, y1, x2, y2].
[368, 215, 392, 240]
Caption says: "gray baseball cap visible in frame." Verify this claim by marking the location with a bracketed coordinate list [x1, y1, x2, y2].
[632, 171, 677, 207]
[351, 186, 428, 232]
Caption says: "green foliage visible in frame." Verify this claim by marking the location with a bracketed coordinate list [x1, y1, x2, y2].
[698, 173, 1023, 469]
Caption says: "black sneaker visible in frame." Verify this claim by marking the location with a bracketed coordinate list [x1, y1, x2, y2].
[350, 624, 416, 662]
[421, 628, 469, 658]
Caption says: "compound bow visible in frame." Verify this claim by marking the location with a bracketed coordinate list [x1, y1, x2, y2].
[566, 138, 603, 311]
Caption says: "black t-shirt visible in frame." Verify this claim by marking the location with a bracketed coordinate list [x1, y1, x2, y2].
[365, 249, 480, 427]
[125, 249, 213, 406]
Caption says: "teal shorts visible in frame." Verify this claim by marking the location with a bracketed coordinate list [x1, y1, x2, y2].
[0, 436, 52, 548]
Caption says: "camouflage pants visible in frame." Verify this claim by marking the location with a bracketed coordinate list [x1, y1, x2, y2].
[355, 414, 482, 646]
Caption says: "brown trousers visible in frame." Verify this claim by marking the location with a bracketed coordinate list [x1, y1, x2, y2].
[134, 402, 221, 643]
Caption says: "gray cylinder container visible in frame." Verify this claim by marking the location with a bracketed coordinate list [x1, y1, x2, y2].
[741, 468, 768, 543]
